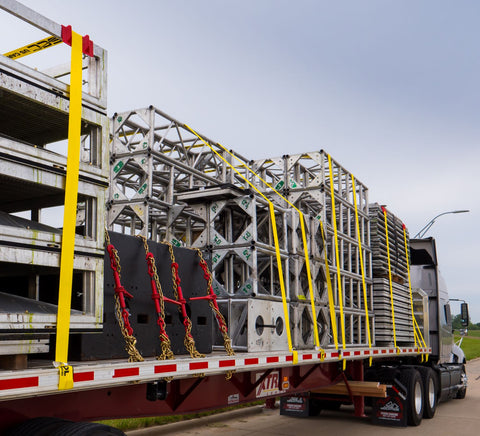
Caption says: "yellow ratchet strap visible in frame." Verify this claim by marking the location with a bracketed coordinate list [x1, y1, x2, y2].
[327, 155, 346, 368]
[184, 125, 298, 364]
[194, 146, 321, 352]
[351, 175, 372, 365]
[202, 144, 325, 358]
[319, 221, 339, 350]
[208, 155, 321, 352]
[381, 207, 400, 354]
[3, 35, 62, 59]
[55, 31, 83, 390]
[402, 225, 428, 361]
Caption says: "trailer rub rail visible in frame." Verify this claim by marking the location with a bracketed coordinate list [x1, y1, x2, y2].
[0, 347, 431, 400]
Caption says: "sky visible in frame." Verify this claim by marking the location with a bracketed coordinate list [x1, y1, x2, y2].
[1, 1, 479, 322]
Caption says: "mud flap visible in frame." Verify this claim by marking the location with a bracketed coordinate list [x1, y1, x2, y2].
[280, 395, 310, 417]
[372, 378, 408, 427]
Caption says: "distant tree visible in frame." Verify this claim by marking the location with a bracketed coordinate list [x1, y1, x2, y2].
[452, 314, 463, 330]
[452, 313, 479, 330]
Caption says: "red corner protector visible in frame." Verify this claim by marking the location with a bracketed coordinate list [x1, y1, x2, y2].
[82, 35, 94, 57]
[381, 206, 387, 213]
[61, 24, 72, 46]
[61, 24, 94, 57]
[402, 223, 406, 230]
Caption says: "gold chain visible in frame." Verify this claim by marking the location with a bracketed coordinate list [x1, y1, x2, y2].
[106, 229, 144, 362]
[138, 236, 175, 361]
[114, 295, 144, 362]
[195, 248, 234, 380]
[195, 249, 235, 357]
[164, 241, 204, 359]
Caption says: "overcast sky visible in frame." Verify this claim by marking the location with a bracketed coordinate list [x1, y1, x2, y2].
[2, 1, 479, 322]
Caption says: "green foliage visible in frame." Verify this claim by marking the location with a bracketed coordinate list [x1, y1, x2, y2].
[466, 329, 480, 337]
[452, 314, 479, 330]
[455, 334, 480, 361]
[98, 401, 262, 432]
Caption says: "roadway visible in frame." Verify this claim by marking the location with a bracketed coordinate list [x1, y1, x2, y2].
[127, 358, 480, 435]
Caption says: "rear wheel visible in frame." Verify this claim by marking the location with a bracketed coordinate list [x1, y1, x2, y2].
[417, 367, 438, 419]
[399, 368, 424, 426]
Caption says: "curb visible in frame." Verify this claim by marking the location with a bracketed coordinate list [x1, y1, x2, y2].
[125, 405, 267, 435]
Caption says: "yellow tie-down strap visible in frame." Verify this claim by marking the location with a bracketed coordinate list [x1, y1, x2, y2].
[3, 35, 62, 59]
[184, 125, 300, 364]
[318, 221, 339, 351]
[351, 175, 373, 365]
[402, 224, 428, 360]
[326, 155, 347, 368]
[381, 206, 400, 354]
[183, 128, 331, 361]
[54, 31, 83, 390]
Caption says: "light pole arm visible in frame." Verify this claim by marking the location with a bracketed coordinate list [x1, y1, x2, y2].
[413, 210, 469, 239]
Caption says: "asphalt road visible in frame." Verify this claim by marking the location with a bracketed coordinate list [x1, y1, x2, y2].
[128, 358, 480, 436]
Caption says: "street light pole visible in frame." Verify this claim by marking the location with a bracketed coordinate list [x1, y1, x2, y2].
[413, 210, 469, 238]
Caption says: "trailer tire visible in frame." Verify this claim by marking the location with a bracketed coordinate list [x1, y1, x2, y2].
[417, 367, 438, 419]
[399, 368, 424, 426]
[50, 422, 126, 436]
[5, 417, 69, 436]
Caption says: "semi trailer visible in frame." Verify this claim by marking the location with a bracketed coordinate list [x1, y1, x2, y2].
[0, 1, 468, 434]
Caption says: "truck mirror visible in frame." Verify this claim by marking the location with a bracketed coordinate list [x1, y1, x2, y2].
[460, 303, 469, 327]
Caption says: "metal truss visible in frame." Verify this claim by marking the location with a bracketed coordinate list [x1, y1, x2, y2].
[290, 302, 330, 349]
[108, 105, 423, 349]
[108, 107, 251, 237]
[184, 187, 289, 299]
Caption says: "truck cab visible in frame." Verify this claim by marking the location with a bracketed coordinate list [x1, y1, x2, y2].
[410, 237, 467, 400]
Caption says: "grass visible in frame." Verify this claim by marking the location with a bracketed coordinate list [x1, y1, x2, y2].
[98, 401, 262, 432]
[455, 332, 480, 361]
[466, 329, 480, 338]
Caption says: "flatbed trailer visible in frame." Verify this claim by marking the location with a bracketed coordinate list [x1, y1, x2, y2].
[0, 346, 430, 426]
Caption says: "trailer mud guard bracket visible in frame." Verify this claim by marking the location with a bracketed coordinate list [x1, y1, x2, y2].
[291, 364, 320, 389]
[166, 377, 206, 412]
[229, 369, 275, 398]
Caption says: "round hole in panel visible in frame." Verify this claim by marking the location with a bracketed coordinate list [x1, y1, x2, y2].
[275, 316, 284, 336]
[255, 315, 264, 336]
